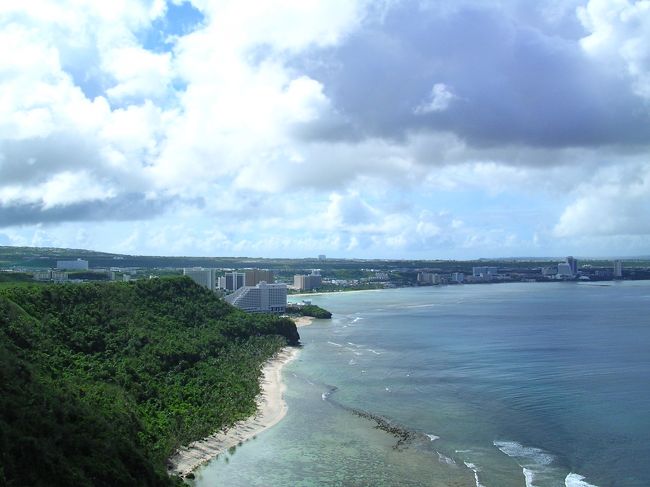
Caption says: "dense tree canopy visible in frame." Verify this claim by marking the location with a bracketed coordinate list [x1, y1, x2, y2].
[0, 277, 299, 486]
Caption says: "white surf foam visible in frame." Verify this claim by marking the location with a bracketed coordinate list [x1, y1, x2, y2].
[327, 341, 343, 347]
[493, 440, 554, 465]
[463, 462, 486, 487]
[494, 440, 562, 487]
[523, 467, 536, 487]
[437, 452, 456, 465]
[367, 349, 382, 355]
[426, 434, 439, 441]
[565, 473, 599, 487]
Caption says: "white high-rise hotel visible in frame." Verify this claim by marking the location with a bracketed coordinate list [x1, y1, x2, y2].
[225, 282, 287, 313]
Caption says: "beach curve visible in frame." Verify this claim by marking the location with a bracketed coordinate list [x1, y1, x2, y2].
[167, 346, 300, 479]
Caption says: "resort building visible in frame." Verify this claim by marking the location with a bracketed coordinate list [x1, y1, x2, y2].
[224, 282, 287, 313]
[472, 266, 498, 279]
[451, 272, 465, 283]
[417, 272, 441, 285]
[52, 271, 69, 282]
[244, 269, 274, 287]
[556, 262, 574, 278]
[566, 256, 578, 276]
[217, 271, 245, 291]
[541, 266, 557, 277]
[614, 260, 623, 278]
[56, 259, 89, 270]
[183, 268, 217, 290]
[293, 270, 322, 291]
[33, 270, 53, 281]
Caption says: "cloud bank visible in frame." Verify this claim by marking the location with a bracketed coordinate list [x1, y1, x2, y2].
[1, 0, 649, 257]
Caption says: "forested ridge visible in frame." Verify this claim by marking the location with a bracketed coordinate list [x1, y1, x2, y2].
[0, 277, 299, 486]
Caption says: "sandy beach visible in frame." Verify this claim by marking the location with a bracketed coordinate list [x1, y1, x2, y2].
[292, 315, 315, 327]
[167, 346, 300, 479]
[290, 288, 386, 298]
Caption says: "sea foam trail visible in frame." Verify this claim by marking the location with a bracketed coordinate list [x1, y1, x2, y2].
[565, 473, 599, 487]
[494, 441, 599, 487]
[493, 441, 553, 465]
[437, 452, 456, 465]
[463, 462, 486, 487]
[522, 467, 537, 487]
[494, 440, 554, 487]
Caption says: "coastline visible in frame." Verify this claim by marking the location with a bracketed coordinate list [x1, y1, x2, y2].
[167, 346, 300, 479]
[290, 288, 387, 298]
[291, 315, 315, 327]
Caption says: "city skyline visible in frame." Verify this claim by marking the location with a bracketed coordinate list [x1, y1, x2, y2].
[1, 1, 649, 259]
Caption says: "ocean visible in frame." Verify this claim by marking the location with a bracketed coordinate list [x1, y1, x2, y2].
[193, 281, 650, 486]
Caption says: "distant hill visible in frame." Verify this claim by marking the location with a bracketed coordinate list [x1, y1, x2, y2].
[1, 245, 647, 275]
[0, 277, 299, 486]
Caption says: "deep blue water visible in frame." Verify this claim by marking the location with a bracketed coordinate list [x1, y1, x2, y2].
[195, 281, 650, 486]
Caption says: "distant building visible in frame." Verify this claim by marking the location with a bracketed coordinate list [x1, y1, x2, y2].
[51, 270, 68, 282]
[318, 254, 326, 261]
[451, 272, 464, 283]
[56, 259, 88, 270]
[374, 272, 389, 281]
[613, 260, 623, 278]
[557, 262, 574, 278]
[417, 272, 441, 285]
[541, 266, 557, 277]
[294, 270, 322, 291]
[225, 282, 287, 313]
[244, 269, 274, 287]
[472, 266, 498, 279]
[33, 270, 52, 281]
[183, 268, 217, 290]
[218, 271, 245, 291]
[566, 256, 578, 276]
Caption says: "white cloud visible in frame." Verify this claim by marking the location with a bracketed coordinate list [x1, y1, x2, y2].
[1, 0, 649, 258]
[104, 47, 173, 100]
[414, 83, 457, 114]
[578, 0, 650, 98]
[553, 163, 650, 237]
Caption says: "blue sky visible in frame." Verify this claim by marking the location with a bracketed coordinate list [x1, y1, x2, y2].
[1, 0, 649, 258]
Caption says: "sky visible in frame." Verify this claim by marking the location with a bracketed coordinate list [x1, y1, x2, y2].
[1, 0, 649, 259]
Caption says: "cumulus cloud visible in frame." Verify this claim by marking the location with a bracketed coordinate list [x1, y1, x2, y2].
[1, 0, 649, 257]
[414, 83, 457, 114]
[554, 163, 650, 237]
[103, 47, 173, 100]
[578, 0, 650, 99]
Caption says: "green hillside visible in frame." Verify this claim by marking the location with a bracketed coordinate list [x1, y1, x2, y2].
[0, 277, 299, 486]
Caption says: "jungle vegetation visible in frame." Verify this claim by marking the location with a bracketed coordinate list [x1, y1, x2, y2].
[0, 277, 299, 486]
[286, 304, 332, 319]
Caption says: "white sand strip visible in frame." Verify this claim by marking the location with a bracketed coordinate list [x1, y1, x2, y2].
[167, 347, 300, 478]
[292, 316, 315, 327]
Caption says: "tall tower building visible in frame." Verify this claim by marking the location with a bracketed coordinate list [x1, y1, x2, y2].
[244, 269, 274, 286]
[613, 260, 623, 278]
[183, 268, 216, 290]
[566, 256, 578, 276]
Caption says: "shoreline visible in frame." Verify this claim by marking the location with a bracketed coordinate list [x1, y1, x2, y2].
[167, 346, 300, 479]
[290, 288, 387, 298]
[291, 315, 315, 327]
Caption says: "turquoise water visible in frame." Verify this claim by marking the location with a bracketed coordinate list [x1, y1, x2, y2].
[194, 282, 650, 486]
